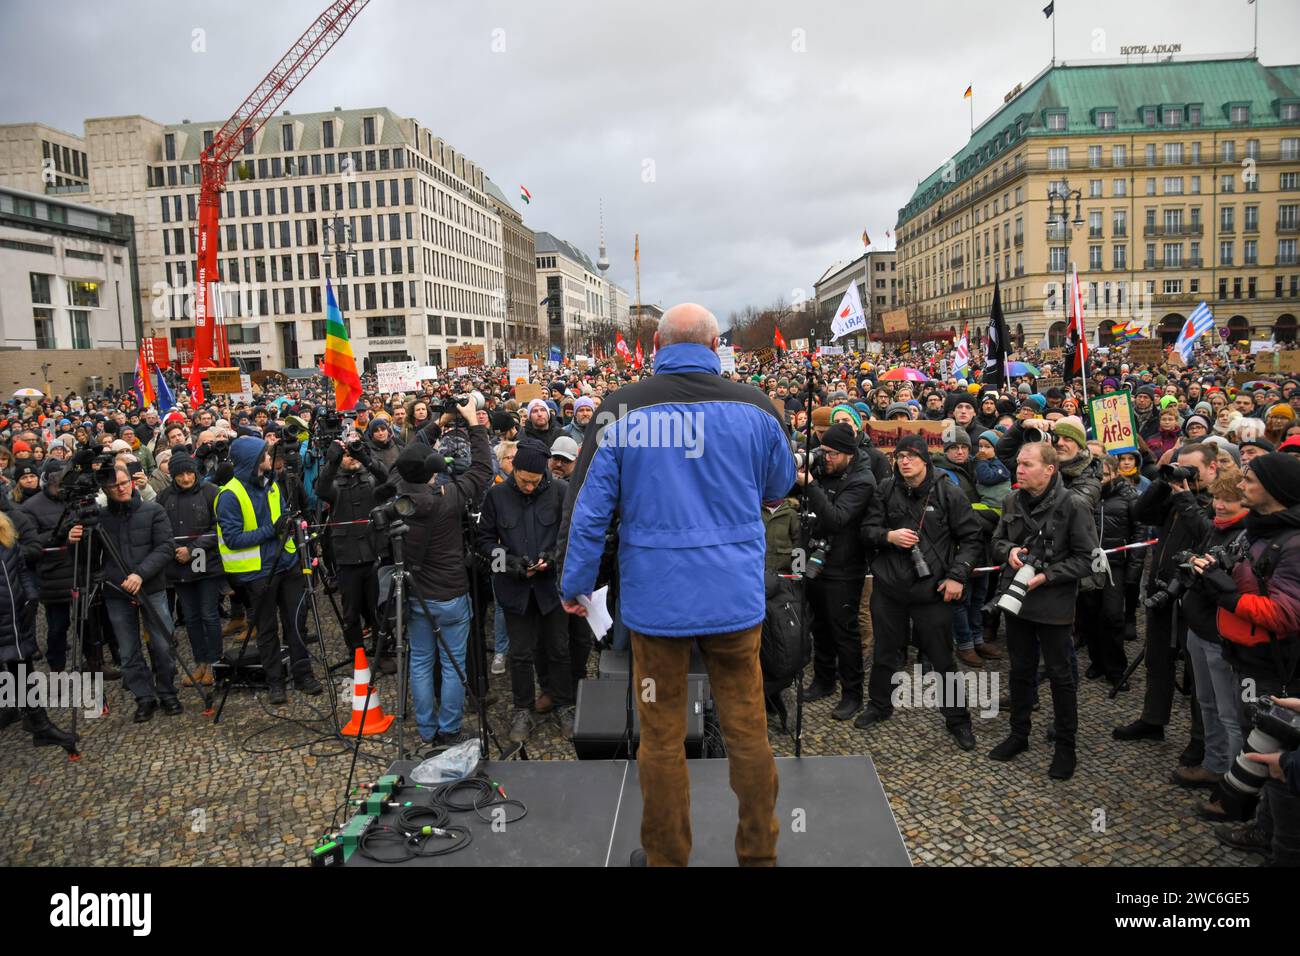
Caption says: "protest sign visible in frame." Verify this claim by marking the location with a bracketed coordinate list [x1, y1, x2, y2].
[1090, 391, 1139, 455]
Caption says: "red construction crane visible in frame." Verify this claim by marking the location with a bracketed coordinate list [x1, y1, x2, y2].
[189, 0, 370, 401]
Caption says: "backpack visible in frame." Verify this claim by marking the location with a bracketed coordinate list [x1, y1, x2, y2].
[761, 572, 806, 685]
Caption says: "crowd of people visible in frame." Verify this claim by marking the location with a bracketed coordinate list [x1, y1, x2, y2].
[0, 324, 1297, 865]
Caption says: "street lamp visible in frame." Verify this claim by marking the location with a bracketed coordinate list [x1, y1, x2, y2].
[1045, 182, 1084, 347]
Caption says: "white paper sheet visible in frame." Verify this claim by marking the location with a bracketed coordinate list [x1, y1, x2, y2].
[576, 586, 612, 641]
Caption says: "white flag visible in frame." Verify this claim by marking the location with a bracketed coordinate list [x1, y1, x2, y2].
[831, 282, 867, 340]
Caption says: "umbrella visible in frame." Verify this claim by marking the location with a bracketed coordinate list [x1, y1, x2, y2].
[12, 388, 43, 398]
[879, 367, 928, 382]
[1006, 362, 1040, 377]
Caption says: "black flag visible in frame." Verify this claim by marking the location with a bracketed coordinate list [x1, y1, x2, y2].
[718, 328, 734, 347]
[983, 279, 1011, 387]
[1043, 1, 1054, 17]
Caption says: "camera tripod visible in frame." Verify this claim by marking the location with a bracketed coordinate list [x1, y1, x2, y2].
[791, 365, 817, 758]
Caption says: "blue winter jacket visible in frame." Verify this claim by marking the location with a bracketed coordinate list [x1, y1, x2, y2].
[215, 435, 297, 582]
[559, 343, 796, 637]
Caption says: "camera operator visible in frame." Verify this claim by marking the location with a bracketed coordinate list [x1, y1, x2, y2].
[391, 398, 492, 748]
[215, 436, 323, 705]
[68, 464, 181, 722]
[857, 433, 982, 750]
[477, 437, 575, 741]
[1195, 453, 1300, 864]
[987, 441, 1100, 779]
[155, 451, 223, 687]
[21, 460, 80, 674]
[1113, 443, 1215, 762]
[795, 423, 876, 722]
[314, 433, 389, 654]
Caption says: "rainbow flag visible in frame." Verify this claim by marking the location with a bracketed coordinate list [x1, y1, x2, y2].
[1112, 321, 1142, 341]
[321, 278, 362, 412]
[133, 347, 154, 408]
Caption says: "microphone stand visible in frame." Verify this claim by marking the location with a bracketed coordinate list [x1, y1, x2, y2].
[794, 366, 816, 758]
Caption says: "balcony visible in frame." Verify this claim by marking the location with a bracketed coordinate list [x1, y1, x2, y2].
[1278, 221, 1300, 234]
[1219, 224, 1236, 234]
[1143, 258, 1204, 271]
[1014, 266, 1025, 277]
[1143, 223, 1203, 237]
[1046, 227, 1074, 242]
[1014, 232, 1024, 246]
[949, 255, 964, 268]
[1089, 227, 1104, 239]
[1280, 254, 1299, 266]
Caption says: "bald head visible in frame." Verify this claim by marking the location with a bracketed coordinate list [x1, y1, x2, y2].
[656, 303, 720, 350]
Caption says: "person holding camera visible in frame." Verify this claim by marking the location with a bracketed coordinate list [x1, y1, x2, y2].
[21, 460, 80, 675]
[987, 441, 1100, 779]
[1194, 453, 1300, 863]
[796, 422, 876, 721]
[215, 436, 323, 705]
[477, 437, 575, 741]
[314, 433, 389, 654]
[69, 464, 182, 722]
[1113, 443, 1215, 762]
[857, 433, 982, 751]
[155, 451, 224, 686]
[392, 397, 492, 748]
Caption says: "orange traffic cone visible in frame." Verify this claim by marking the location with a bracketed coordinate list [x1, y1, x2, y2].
[340, 648, 395, 736]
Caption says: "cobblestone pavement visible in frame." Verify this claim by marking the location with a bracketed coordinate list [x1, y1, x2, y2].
[0, 609, 1258, 867]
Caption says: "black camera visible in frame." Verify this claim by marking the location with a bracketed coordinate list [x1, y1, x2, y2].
[369, 492, 415, 534]
[315, 410, 344, 446]
[1159, 463, 1198, 483]
[1143, 549, 1198, 609]
[910, 544, 931, 580]
[345, 439, 367, 457]
[804, 537, 830, 580]
[1220, 697, 1300, 801]
[440, 394, 473, 417]
[195, 439, 229, 462]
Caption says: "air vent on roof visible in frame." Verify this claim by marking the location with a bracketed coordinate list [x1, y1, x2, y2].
[182, 119, 190, 124]
[334, 106, 342, 111]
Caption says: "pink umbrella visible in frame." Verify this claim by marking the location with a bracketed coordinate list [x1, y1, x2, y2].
[879, 367, 928, 382]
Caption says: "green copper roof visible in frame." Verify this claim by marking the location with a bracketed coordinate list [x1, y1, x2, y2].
[898, 56, 1300, 228]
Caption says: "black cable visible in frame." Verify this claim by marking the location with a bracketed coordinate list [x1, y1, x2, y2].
[426, 772, 528, 825]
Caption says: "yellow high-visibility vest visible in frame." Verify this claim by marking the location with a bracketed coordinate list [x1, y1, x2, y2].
[215, 478, 296, 573]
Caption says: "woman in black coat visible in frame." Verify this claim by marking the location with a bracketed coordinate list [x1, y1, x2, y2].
[0, 510, 78, 753]
[1079, 456, 1138, 686]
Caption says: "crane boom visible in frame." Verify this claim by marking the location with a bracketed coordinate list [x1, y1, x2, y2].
[190, 0, 370, 400]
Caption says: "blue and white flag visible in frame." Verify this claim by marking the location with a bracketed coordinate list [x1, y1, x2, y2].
[831, 282, 867, 341]
[1173, 301, 1214, 362]
[153, 366, 176, 413]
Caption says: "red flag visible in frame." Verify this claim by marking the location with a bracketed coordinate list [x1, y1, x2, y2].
[774, 325, 789, 351]
[616, 332, 633, 362]
[1068, 264, 1088, 376]
[634, 338, 644, 369]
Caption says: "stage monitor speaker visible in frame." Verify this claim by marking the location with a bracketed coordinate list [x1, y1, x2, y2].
[571, 676, 707, 760]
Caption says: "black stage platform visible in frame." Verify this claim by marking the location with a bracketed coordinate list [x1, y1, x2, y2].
[345, 756, 911, 867]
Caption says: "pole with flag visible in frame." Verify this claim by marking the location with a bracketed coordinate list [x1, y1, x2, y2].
[773, 323, 789, 353]
[964, 84, 973, 134]
[983, 279, 1011, 387]
[1250, 0, 1258, 58]
[133, 346, 155, 409]
[321, 277, 363, 412]
[153, 365, 176, 413]
[1173, 302, 1216, 364]
[1044, 1, 1056, 65]
[1068, 262, 1089, 407]
[953, 325, 970, 378]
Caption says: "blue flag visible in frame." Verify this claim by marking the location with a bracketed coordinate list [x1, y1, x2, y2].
[154, 366, 176, 413]
[549, 345, 562, 363]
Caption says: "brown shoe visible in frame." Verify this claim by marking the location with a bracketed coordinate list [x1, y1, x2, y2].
[201, 664, 215, 686]
[181, 670, 195, 687]
[1171, 765, 1221, 789]
[534, 692, 555, 714]
[957, 648, 983, 667]
[221, 619, 247, 638]
[974, 643, 1003, 660]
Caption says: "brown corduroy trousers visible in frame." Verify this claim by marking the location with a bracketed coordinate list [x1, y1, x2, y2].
[631, 625, 779, 866]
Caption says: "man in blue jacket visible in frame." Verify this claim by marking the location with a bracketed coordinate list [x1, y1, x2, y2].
[560, 303, 796, 867]
[215, 436, 322, 705]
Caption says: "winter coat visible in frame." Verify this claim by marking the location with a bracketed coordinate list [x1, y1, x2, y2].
[364, 420, 401, 470]
[1215, 507, 1300, 683]
[95, 491, 175, 596]
[0, 533, 39, 663]
[155, 478, 223, 582]
[560, 343, 796, 637]
[990, 473, 1100, 625]
[477, 471, 568, 616]
[861, 465, 983, 601]
[805, 449, 876, 582]
[1179, 510, 1250, 645]
[20, 489, 74, 603]
[1059, 450, 1103, 510]
[763, 498, 800, 576]
[396, 425, 493, 602]
[523, 419, 564, 450]
[214, 436, 297, 583]
[1133, 481, 1214, 589]
[974, 455, 1012, 509]
[1095, 478, 1143, 586]
[314, 449, 389, 566]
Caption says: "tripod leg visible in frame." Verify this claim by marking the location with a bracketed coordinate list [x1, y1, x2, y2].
[1110, 647, 1145, 700]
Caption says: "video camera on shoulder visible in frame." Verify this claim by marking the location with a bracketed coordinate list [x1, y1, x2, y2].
[441, 391, 485, 417]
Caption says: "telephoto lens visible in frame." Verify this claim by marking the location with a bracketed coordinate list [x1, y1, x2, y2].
[1220, 698, 1300, 801]
[995, 562, 1038, 616]
[1159, 463, 1197, 482]
[909, 544, 931, 579]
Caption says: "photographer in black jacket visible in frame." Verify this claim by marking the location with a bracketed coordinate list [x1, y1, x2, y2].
[21, 460, 77, 673]
[797, 423, 876, 721]
[857, 433, 982, 751]
[1079, 455, 1139, 688]
[392, 400, 492, 748]
[478, 437, 574, 742]
[987, 441, 1100, 780]
[1113, 443, 1215, 765]
[314, 433, 389, 653]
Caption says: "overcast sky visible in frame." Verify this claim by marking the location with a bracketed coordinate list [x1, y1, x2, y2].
[3, 0, 1297, 321]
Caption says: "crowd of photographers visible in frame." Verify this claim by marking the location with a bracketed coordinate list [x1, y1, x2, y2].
[0, 335, 1297, 865]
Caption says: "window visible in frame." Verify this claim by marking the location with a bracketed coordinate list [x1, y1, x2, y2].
[1165, 107, 1183, 127]
[427, 315, 442, 335]
[1246, 139, 1260, 160]
[1089, 179, 1102, 198]
[1189, 105, 1202, 126]
[1113, 178, 1127, 197]
[1221, 140, 1236, 162]
[1113, 244, 1127, 270]
[1049, 247, 1068, 271]
[1112, 145, 1127, 166]
[1281, 205, 1299, 230]
[1283, 138, 1300, 162]
[366, 315, 406, 337]
[1221, 174, 1235, 194]
[1163, 177, 1183, 195]
[164, 133, 175, 161]
[29, 273, 51, 304]
[1245, 206, 1260, 232]
[69, 310, 90, 349]
[1089, 210, 1103, 237]
[1221, 207, 1235, 232]
[1143, 108, 1157, 127]
[1283, 173, 1300, 191]
[1245, 240, 1258, 265]
[1191, 176, 1201, 195]
[1146, 178, 1156, 196]
[1220, 240, 1234, 266]
[1164, 143, 1183, 165]
[1090, 245, 1103, 270]
[1088, 145, 1102, 167]
[1230, 105, 1249, 124]
[1281, 239, 1298, 266]
[1145, 144, 1156, 166]
[1113, 209, 1127, 236]
[322, 122, 335, 149]
[66, 280, 99, 307]
[1163, 280, 1183, 294]
[1046, 111, 1067, 130]
[33, 308, 55, 348]
[363, 116, 377, 145]
[1096, 110, 1116, 129]
[1048, 147, 1068, 170]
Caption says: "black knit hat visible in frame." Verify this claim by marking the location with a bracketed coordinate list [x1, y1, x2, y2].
[1247, 452, 1300, 508]
[513, 438, 550, 475]
[14, 461, 39, 480]
[820, 423, 858, 455]
[395, 443, 444, 483]
[894, 434, 930, 461]
[490, 411, 517, 433]
[169, 451, 198, 475]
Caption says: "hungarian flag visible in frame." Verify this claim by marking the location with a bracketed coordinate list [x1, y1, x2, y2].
[634, 339, 644, 369]
[133, 348, 155, 409]
[1065, 264, 1088, 377]
[774, 325, 789, 351]
[520, 185, 531, 205]
[321, 278, 363, 411]
[615, 332, 633, 362]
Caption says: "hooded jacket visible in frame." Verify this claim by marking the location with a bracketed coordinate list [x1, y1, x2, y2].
[861, 462, 983, 601]
[477, 470, 568, 615]
[1214, 506, 1300, 682]
[559, 343, 796, 637]
[314, 446, 389, 566]
[20, 486, 75, 602]
[0, 518, 38, 663]
[990, 472, 1100, 625]
[364, 419, 402, 470]
[214, 436, 296, 582]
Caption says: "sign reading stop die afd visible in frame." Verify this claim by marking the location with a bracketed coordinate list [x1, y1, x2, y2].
[1090, 391, 1138, 455]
